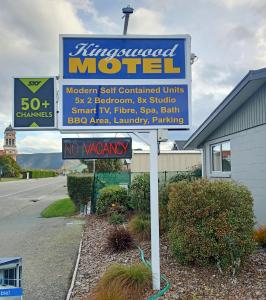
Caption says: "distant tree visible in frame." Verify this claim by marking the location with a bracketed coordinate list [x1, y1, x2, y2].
[0, 155, 21, 177]
[80, 160, 93, 173]
[96, 159, 123, 172]
[80, 159, 123, 173]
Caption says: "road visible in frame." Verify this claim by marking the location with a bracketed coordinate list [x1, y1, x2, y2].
[0, 176, 84, 300]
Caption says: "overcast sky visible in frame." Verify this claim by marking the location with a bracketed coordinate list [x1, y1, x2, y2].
[0, 0, 266, 153]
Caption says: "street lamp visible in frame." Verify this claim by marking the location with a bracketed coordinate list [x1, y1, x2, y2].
[122, 5, 134, 35]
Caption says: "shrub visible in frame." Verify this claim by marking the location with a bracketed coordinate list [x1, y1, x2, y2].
[169, 170, 200, 184]
[0, 155, 21, 177]
[128, 214, 150, 240]
[129, 174, 150, 214]
[168, 179, 255, 272]
[191, 164, 202, 177]
[159, 185, 170, 233]
[254, 226, 266, 247]
[67, 174, 93, 207]
[108, 203, 127, 215]
[108, 212, 125, 225]
[159, 167, 201, 232]
[106, 226, 135, 252]
[96, 264, 151, 299]
[91, 282, 127, 300]
[96, 185, 130, 215]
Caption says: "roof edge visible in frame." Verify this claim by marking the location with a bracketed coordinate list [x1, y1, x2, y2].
[185, 68, 266, 149]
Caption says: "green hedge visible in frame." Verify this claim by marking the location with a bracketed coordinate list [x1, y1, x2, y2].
[168, 179, 255, 271]
[67, 174, 93, 206]
[22, 170, 58, 179]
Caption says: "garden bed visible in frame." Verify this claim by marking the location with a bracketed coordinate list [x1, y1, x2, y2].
[70, 215, 266, 300]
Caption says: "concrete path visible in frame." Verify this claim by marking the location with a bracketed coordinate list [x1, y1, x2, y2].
[0, 176, 83, 300]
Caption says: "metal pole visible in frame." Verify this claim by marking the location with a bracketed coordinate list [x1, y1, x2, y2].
[93, 159, 96, 174]
[123, 14, 129, 35]
[149, 130, 160, 290]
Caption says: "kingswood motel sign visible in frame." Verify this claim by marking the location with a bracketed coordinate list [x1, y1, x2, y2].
[13, 35, 191, 133]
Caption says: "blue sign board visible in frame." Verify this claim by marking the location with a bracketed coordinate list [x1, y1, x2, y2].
[62, 37, 187, 79]
[13, 77, 55, 130]
[59, 35, 191, 130]
[0, 288, 23, 297]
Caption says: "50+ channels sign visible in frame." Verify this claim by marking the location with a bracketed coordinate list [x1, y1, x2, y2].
[13, 77, 56, 130]
[59, 35, 191, 131]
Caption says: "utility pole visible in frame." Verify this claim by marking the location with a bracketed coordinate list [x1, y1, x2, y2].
[122, 5, 134, 35]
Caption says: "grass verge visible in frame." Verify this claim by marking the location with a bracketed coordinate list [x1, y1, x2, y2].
[41, 198, 77, 218]
[0, 177, 22, 182]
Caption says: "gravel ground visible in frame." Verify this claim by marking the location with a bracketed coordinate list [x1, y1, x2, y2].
[70, 216, 266, 300]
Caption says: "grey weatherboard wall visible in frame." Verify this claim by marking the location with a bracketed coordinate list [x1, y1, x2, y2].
[207, 83, 266, 141]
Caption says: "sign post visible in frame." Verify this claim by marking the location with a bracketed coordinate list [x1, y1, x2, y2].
[149, 130, 160, 289]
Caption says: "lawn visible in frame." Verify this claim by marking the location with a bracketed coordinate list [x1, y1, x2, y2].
[0, 177, 22, 182]
[41, 198, 78, 218]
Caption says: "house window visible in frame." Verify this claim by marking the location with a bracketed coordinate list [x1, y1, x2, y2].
[4, 268, 16, 286]
[211, 141, 231, 172]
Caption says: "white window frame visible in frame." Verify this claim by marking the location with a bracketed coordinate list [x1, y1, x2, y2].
[210, 140, 231, 178]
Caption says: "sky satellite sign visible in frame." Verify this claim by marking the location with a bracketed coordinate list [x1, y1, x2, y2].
[13, 77, 56, 130]
[62, 137, 132, 159]
[59, 35, 191, 131]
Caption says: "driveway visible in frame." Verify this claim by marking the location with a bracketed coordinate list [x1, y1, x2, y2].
[0, 176, 83, 300]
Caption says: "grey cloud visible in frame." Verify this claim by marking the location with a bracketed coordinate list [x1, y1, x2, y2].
[228, 25, 254, 42]
[197, 63, 247, 87]
[0, 0, 85, 119]
[250, 1, 266, 18]
[192, 92, 222, 127]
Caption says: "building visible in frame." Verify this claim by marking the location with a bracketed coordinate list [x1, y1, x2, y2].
[0, 257, 22, 288]
[185, 68, 266, 225]
[0, 125, 17, 161]
[172, 140, 187, 150]
[131, 150, 201, 173]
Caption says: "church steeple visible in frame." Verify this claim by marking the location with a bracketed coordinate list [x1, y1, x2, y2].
[3, 124, 17, 160]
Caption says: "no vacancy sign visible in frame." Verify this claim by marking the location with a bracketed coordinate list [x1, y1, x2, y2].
[62, 137, 132, 159]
